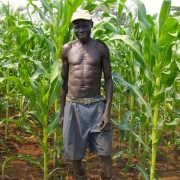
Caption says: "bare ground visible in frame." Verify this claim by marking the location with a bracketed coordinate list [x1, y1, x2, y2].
[0, 124, 180, 180]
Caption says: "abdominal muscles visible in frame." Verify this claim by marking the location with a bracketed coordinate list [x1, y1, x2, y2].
[68, 64, 102, 98]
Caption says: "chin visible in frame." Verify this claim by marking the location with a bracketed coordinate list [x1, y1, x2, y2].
[79, 38, 88, 42]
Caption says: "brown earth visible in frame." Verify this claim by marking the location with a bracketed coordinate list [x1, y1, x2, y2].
[0, 124, 180, 180]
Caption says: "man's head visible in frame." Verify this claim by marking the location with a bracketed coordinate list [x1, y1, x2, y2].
[71, 10, 93, 42]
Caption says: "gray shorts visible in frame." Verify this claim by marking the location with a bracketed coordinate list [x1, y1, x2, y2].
[63, 101, 112, 160]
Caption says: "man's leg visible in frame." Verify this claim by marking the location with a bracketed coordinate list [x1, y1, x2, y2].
[100, 155, 112, 180]
[72, 160, 86, 179]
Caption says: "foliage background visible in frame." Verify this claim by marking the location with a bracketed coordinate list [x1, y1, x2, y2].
[0, 0, 179, 179]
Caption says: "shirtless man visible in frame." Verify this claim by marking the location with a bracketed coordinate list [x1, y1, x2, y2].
[60, 10, 113, 180]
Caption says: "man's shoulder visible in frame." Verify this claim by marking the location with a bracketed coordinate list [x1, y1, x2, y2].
[92, 39, 109, 52]
[94, 39, 106, 45]
[63, 41, 73, 49]
[93, 39, 108, 48]
[62, 40, 77, 50]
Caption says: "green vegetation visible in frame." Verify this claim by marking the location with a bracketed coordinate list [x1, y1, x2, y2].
[0, 0, 179, 179]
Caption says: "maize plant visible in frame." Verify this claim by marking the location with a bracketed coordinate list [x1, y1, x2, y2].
[0, 0, 83, 179]
[0, 0, 179, 179]
[110, 0, 180, 179]
[26, 0, 83, 167]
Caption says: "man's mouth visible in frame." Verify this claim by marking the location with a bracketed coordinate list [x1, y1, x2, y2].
[79, 34, 87, 38]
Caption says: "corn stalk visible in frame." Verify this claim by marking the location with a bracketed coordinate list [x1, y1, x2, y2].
[27, 0, 83, 166]
[111, 0, 180, 179]
[1, 0, 82, 178]
[0, 3, 20, 139]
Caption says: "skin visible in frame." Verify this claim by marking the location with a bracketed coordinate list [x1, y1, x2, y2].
[60, 19, 113, 179]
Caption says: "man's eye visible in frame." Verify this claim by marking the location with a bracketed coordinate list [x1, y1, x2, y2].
[73, 24, 89, 29]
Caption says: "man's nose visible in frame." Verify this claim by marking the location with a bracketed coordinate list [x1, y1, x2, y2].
[78, 26, 85, 32]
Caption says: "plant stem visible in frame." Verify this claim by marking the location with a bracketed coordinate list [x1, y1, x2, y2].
[128, 95, 134, 164]
[43, 116, 48, 180]
[150, 77, 160, 180]
[5, 68, 10, 139]
[138, 104, 143, 155]
[138, 123, 142, 154]
[118, 64, 121, 122]
[118, 94, 121, 121]
[54, 98, 61, 167]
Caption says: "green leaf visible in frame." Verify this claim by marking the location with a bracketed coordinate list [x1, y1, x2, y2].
[112, 119, 130, 131]
[2, 155, 17, 176]
[18, 154, 42, 170]
[72, 0, 83, 9]
[105, 0, 117, 3]
[111, 35, 155, 83]
[17, 85, 37, 107]
[151, 92, 165, 108]
[113, 72, 152, 118]
[0, 139, 9, 153]
[41, 0, 53, 15]
[84, 4, 97, 12]
[132, 131, 150, 152]
[162, 71, 178, 88]
[0, 77, 5, 82]
[50, 59, 61, 83]
[0, 61, 19, 68]
[47, 110, 60, 136]
[30, 70, 43, 81]
[150, 42, 159, 59]
[102, 22, 117, 33]
[32, 3, 51, 25]
[132, 0, 151, 31]
[159, 0, 171, 36]
[135, 164, 149, 180]
[112, 111, 133, 130]
[48, 77, 62, 109]
[113, 150, 125, 159]
[158, 17, 179, 47]
[35, 110, 46, 127]
[30, 60, 49, 76]
[165, 118, 180, 126]
[117, 0, 126, 20]
[18, 68, 31, 83]
[48, 167, 61, 178]
[58, 1, 73, 34]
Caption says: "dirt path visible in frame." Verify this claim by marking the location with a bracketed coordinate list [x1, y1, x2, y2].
[0, 124, 180, 179]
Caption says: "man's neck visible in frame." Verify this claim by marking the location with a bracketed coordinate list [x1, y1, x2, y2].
[78, 37, 92, 44]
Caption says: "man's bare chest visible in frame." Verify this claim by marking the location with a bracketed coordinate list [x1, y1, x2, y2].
[67, 46, 102, 66]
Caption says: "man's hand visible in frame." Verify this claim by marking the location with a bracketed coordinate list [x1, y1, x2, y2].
[98, 113, 111, 132]
[59, 116, 64, 128]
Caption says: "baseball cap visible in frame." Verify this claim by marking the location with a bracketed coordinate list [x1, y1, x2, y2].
[71, 10, 92, 22]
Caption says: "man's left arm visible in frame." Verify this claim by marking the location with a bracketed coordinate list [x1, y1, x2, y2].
[99, 43, 113, 131]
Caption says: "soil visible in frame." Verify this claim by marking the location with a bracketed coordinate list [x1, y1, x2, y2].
[0, 124, 180, 180]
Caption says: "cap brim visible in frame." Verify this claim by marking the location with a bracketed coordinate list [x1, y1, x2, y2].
[71, 10, 92, 22]
[71, 17, 91, 22]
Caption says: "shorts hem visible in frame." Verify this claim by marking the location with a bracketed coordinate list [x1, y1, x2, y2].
[90, 150, 112, 156]
[64, 154, 84, 161]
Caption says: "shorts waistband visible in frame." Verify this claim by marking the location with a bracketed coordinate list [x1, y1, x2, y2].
[66, 95, 106, 105]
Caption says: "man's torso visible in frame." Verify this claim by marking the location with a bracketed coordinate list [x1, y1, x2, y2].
[66, 39, 104, 98]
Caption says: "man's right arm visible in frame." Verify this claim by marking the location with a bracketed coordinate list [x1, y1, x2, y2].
[60, 44, 69, 127]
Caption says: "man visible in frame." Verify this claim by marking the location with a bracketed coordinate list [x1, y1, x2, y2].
[60, 9, 113, 180]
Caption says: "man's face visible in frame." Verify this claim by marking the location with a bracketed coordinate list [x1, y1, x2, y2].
[72, 19, 92, 41]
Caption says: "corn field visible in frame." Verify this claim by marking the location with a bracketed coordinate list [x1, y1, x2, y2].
[0, 0, 179, 179]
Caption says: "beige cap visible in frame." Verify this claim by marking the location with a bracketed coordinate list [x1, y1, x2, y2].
[71, 10, 92, 22]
